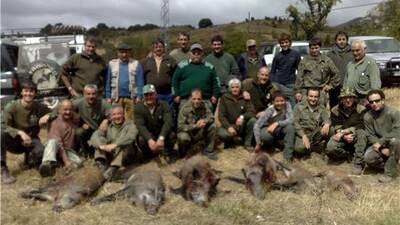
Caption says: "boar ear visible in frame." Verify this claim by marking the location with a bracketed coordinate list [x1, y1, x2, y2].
[172, 171, 180, 178]
[241, 168, 247, 179]
[213, 169, 223, 175]
[192, 168, 201, 180]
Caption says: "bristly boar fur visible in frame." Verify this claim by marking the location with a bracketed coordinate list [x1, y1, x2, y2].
[20, 165, 105, 212]
[173, 156, 220, 207]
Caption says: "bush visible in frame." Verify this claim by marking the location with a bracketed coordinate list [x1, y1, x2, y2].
[199, 18, 213, 28]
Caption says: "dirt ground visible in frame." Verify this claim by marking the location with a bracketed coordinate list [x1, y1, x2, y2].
[1, 88, 400, 225]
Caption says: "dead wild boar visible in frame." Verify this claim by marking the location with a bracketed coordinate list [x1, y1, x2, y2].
[91, 170, 165, 215]
[323, 169, 357, 200]
[241, 152, 277, 200]
[20, 166, 105, 212]
[173, 156, 220, 207]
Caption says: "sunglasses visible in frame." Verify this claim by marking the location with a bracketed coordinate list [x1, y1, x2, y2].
[368, 99, 382, 104]
[191, 51, 202, 55]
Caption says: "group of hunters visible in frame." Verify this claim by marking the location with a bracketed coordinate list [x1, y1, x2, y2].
[2, 31, 399, 186]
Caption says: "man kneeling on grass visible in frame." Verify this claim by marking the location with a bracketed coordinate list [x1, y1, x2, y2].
[217, 78, 256, 151]
[90, 105, 138, 181]
[363, 89, 400, 183]
[253, 91, 294, 162]
[39, 99, 83, 177]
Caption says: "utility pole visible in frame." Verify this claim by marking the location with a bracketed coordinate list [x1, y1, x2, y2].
[247, 11, 251, 36]
[161, 0, 170, 49]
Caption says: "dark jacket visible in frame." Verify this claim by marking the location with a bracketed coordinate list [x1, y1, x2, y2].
[218, 92, 256, 129]
[72, 97, 111, 130]
[141, 54, 177, 94]
[242, 78, 280, 113]
[331, 103, 366, 132]
[270, 49, 301, 85]
[363, 106, 400, 145]
[237, 52, 265, 80]
[134, 100, 173, 141]
[326, 44, 353, 84]
[61, 53, 106, 94]
[3, 100, 50, 138]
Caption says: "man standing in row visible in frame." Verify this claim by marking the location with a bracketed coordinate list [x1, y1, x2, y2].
[326, 31, 353, 107]
[142, 39, 177, 106]
[270, 33, 301, 107]
[237, 39, 265, 80]
[169, 32, 191, 63]
[295, 37, 340, 107]
[205, 35, 239, 92]
[61, 38, 107, 97]
[105, 43, 144, 120]
[344, 40, 381, 105]
[172, 43, 221, 108]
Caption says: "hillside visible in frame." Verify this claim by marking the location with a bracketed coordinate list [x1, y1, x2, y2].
[94, 19, 337, 61]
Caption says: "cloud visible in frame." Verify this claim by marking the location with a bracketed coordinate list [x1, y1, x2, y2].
[0, 0, 383, 30]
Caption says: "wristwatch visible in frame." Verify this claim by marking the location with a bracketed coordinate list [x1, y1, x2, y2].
[158, 136, 165, 141]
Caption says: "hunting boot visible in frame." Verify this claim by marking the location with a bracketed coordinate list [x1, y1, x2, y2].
[202, 148, 218, 161]
[379, 156, 398, 183]
[95, 159, 107, 173]
[1, 164, 16, 184]
[39, 161, 56, 177]
[352, 164, 363, 175]
[103, 166, 118, 181]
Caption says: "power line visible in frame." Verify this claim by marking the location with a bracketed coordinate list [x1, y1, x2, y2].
[332, 1, 386, 11]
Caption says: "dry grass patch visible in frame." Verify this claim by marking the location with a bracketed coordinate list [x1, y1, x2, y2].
[1, 89, 400, 225]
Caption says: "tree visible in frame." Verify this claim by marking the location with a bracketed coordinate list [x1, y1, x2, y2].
[198, 18, 213, 28]
[286, 0, 341, 40]
[376, 0, 400, 39]
[40, 24, 53, 35]
[96, 23, 109, 30]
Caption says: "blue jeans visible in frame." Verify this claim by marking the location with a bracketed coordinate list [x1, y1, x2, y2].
[157, 93, 173, 107]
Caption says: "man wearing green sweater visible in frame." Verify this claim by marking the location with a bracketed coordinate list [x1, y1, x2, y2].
[172, 43, 221, 108]
[205, 35, 239, 92]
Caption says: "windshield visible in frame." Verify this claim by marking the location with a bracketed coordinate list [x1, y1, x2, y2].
[365, 39, 400, 53]
[17, 43, 70, 72]
[292, 46, 309, 56]
[275, 45, 309, 57]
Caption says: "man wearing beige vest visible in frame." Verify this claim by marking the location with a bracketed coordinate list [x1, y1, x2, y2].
[105, 43, 144, 121]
